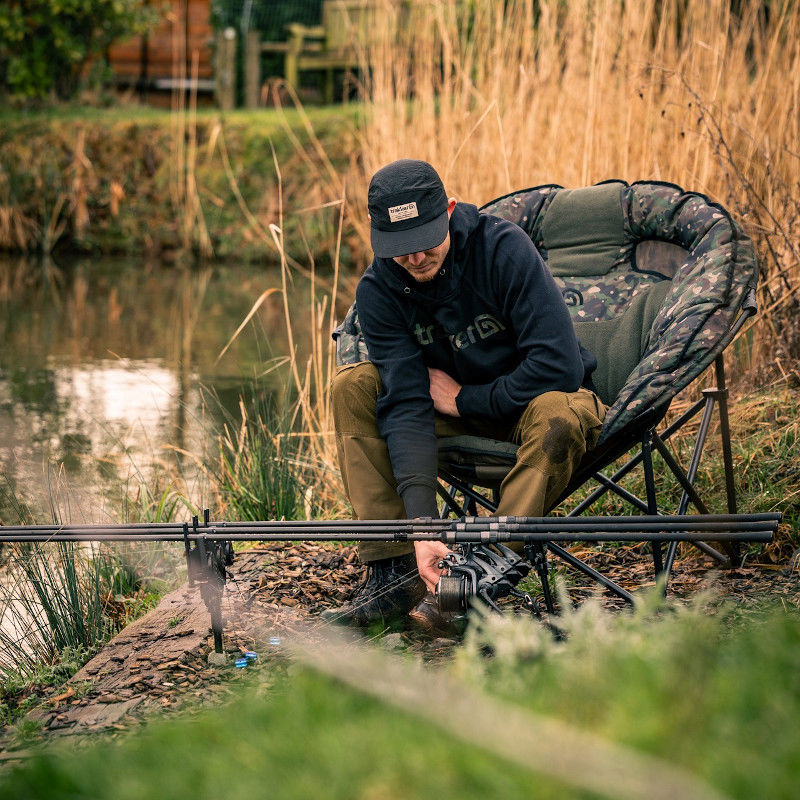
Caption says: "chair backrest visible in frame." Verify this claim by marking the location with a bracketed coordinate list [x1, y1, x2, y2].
[482, 180, 758, 442]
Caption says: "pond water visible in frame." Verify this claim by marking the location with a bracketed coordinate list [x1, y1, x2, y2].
[0, 255, 339, 522]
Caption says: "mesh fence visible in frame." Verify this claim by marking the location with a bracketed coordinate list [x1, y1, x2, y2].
[211, 0, 326, 99]
[212, 0, 324, 42]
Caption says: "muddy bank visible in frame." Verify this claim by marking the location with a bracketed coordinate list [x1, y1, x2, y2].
[0, 108, 365, 266]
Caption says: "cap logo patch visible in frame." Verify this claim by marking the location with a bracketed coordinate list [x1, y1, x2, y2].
[388, 201, 419, 223]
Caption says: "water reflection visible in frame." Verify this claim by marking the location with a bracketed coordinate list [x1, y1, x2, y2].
[0, 255, 323, 521]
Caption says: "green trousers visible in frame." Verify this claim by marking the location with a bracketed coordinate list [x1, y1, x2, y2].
[332, 362, 607, 562]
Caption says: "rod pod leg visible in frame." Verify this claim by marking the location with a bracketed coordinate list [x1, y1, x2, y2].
[525, 543, 555, 614]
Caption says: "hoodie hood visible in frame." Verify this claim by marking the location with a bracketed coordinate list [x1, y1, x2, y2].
[370, 203, 482, 304]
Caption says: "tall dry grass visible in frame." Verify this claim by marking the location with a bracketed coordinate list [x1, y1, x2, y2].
[220, 0, 800, 512]
[348, 0, 800, 358]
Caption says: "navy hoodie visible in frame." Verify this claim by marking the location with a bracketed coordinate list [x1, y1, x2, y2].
[355, 202, 597, 520]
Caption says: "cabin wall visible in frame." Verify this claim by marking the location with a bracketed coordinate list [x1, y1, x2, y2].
[107, 0, 213, 85]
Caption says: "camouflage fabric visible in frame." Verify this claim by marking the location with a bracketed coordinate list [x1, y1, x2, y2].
[333, 303, 369, 366]
[483, 181, 757, 443]
[335, 180, 758, 449]
[484, 182, 663, 322]
[481, 185, 560, 258]
[552, 273, 663, 322]
[598, 181, 758, 440]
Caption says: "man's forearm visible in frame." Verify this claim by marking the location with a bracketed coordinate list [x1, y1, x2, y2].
[399, 481, 440, 519]
[383, 424, 439, 519]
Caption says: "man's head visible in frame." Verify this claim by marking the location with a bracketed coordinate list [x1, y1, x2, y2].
[368, 159, 456, 282]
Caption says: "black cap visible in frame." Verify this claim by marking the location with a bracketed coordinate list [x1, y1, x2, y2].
[368, 159, 449, 258]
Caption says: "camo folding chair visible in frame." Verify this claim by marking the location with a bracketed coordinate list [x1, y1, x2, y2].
[334, 180, 759, 608]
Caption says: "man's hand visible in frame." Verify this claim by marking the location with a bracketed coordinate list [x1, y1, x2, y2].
[428, 367, 461, 417]
[414, 540, 452, 594]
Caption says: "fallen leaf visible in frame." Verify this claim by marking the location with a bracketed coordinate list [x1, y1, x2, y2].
[50, 687, 75, 705]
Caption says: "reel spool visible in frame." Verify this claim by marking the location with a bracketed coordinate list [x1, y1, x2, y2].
[436, 574, 469, 612]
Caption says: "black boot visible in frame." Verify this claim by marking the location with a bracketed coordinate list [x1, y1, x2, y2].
[321, 552, 426, 627]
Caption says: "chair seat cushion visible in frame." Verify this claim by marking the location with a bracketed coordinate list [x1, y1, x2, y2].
[438, 435, 518, 487]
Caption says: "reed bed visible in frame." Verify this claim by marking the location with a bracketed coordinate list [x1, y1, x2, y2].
[259, 0, 800, 506]
[347, 0, 800, 356]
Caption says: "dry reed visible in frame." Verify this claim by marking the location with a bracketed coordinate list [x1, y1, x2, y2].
[0, 207, 39, 252]
[350, 0, 799, 358]
[217, 0, 800, 511]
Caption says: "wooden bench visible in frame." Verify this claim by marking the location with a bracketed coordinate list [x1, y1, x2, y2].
[246, 0, 380, 105]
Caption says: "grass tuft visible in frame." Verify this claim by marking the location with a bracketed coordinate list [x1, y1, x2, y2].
[206, 392, 318, 521]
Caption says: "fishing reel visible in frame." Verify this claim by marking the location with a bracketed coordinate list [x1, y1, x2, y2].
[435, 542, 531, 614]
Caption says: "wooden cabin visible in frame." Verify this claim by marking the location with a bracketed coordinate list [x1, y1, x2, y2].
[107, 0, 214, 91]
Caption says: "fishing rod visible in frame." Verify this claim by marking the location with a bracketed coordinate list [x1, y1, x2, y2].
[1, 510, 781, 652]
[0, 512, 781, 542]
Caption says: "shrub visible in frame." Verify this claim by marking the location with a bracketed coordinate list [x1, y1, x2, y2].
[0, 0, 155, 100]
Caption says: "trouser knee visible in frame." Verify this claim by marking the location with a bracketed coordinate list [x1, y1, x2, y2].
[496, 389, 604, 528]
[514, 389, 604, 474]
[331, 362, 382, 436]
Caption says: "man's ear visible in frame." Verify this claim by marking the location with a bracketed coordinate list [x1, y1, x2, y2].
[447, 198, 457, 216]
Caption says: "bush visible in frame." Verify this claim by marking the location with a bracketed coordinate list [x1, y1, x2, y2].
[0, 0, 155, 100]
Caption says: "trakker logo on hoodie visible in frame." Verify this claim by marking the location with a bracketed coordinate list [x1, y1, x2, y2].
[413, 313, 507, 350]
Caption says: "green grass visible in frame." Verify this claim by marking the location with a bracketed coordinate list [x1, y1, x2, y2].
[1, 601, 798, 799]
[206, 390, 319, 522]
[457, 600, 800, 799]
[0, 103, 361, 127]
[0, 476, 181, 722]
[0, 649, 94, 728]
[0, 668, 558, 800]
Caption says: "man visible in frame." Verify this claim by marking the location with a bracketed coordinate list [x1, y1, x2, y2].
[325, 159, 606, 626]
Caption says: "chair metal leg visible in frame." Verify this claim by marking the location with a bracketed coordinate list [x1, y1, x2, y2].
[715, 355, 742, 566]
[664, 390, 718, 574]
[715, 356, 738, 513]
[652, 434, 711, 514]
[437, 470, 498, 514]
[546, 542, 635, 604]
[437, 483, 468, 518]
[641, 435, 664, 576]
[567, 398, 706, 517]
[651, 430, 732, 566]
[591, 471, 651, 513]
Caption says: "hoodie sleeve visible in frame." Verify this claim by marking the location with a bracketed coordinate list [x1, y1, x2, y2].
[455, 221, 586, 419]
[355, 273, 440, 519]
